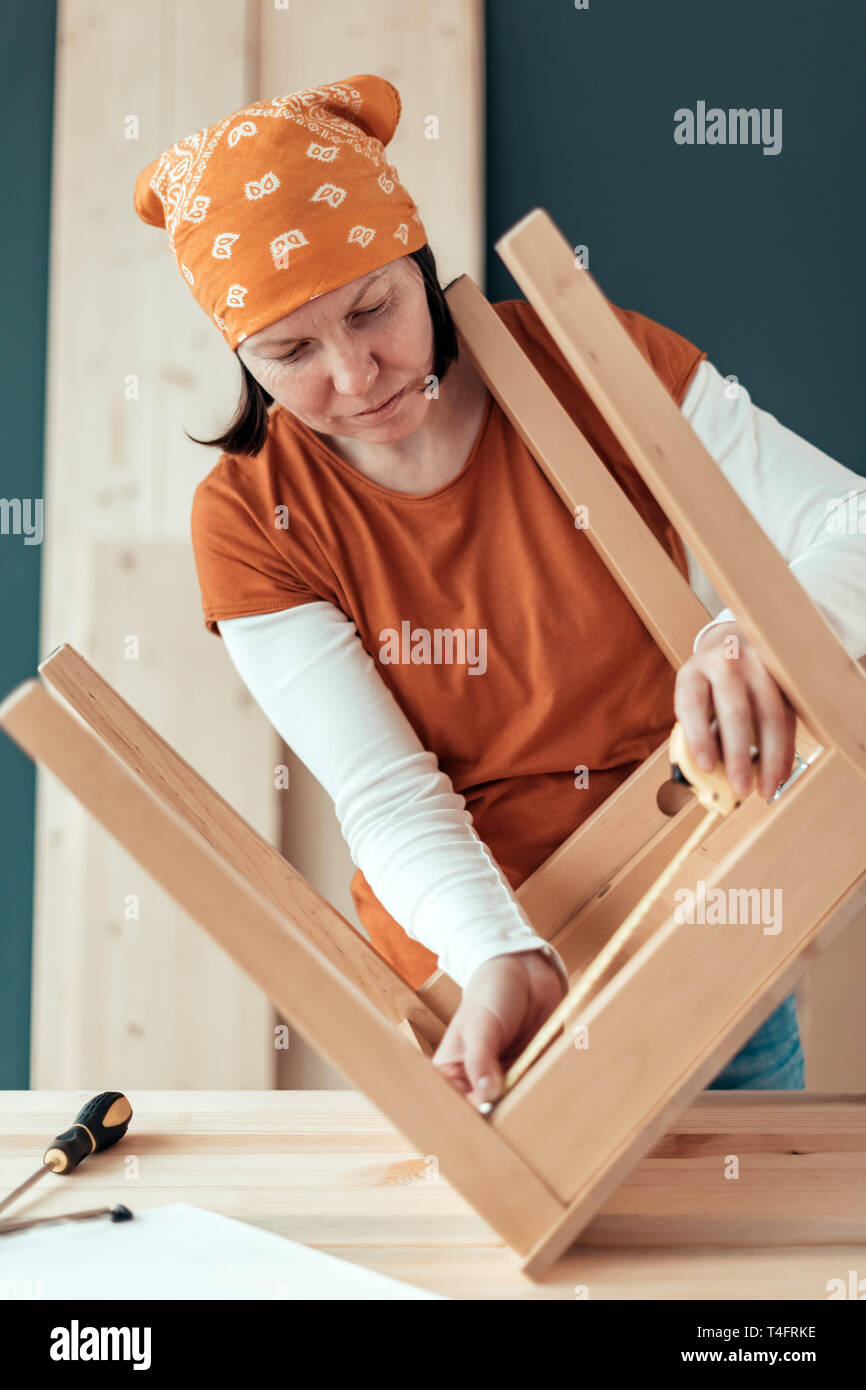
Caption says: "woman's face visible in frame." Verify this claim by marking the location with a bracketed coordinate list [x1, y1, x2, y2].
[236, 257, 435, 443]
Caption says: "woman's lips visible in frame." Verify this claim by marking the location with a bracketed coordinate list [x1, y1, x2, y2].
[354, 385, 405, 419]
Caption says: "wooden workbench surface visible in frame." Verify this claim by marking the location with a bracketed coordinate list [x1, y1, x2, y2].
[2, 1090, 864, 1300]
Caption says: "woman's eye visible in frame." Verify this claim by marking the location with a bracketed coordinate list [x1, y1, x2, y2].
[276, 299, 389, 364]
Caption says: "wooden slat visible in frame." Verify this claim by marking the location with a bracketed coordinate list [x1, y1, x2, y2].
[496, 209, 866, 781]
[446, 276, 711, 668]
[398, 1019, 436, 1058]
[0, 679, 564, 1252]
[546, 733, 819, 988]
[38, 641, 446, 1046]
[417, 971, 462, 1020]
[36, 0, 268, 1088]
[492, 748, 866, 1273]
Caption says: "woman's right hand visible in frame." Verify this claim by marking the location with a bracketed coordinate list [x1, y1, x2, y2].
[431, 950, 567, 1109]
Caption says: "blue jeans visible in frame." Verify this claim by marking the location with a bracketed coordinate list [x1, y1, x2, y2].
[705, 992, 805, 1090]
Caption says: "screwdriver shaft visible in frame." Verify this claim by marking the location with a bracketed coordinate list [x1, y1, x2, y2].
[0, 1164, 49, 1219]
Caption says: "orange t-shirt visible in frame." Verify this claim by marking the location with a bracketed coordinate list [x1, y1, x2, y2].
[191, 298, 706, 986]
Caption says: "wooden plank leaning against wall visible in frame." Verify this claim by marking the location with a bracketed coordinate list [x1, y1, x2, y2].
[257, 1, 486, 1086]
[34, 0, 483, 1088]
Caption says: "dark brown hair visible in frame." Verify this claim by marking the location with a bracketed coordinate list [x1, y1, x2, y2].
[187, 243, 459, 458]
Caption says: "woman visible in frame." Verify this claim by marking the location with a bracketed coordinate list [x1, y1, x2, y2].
[135, 74, 866, 1110]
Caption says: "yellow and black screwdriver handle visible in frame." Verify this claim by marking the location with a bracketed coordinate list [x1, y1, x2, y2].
[42, 1091, 133, 1175]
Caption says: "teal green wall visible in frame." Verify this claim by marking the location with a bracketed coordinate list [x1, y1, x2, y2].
[0, 2, 56, 1086]
[485, 0, 864, 472]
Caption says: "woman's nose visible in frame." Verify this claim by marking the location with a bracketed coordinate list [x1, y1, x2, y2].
[326, 343, 378, 398]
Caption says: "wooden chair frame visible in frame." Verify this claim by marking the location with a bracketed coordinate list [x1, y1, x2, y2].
[3, 209, 866, 1278]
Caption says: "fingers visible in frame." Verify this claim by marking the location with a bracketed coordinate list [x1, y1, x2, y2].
[674, 664, 719, 773]
[432, 1008, 505, 1108]
[461, 1005, 506, 1106]
[431, 1026, 471, 1094]
[749, 671, 797, 797]
[677, 638, 796, 801]
[708, 657, 757, 797]
[430, 1053, 471, 1096]
[430, 954, 574, 1110]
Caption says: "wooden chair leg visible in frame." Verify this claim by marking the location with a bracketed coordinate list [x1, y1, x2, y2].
[0, 675, 565, 1255]
[38, 642, 449, 1044]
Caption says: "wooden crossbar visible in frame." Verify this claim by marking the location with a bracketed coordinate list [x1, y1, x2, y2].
[495, 209, 866, 781]
[444, 275, 710, 667]
[0, 676, 565, 1252]
[36, 643, 448, 1044]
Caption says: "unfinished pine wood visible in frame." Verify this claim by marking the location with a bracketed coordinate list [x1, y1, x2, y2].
[1, 679, 563, 1253]
[545, 738, 817, 995]
[38, 640, 446, 1047]
[582, 1088, 866, 1247]
[2, 1091, 864, 1298]
[494, 749, 866, 1273]
[496, 209, 866, 781]
[36, 0, 269, 1089]
[32, 539, 276, 1087]
[418, 737, 793, 1008]
[446, 275, 711, 668]
[434, 723, 820, 996]
[398, 1019, 436, 1057]
[800, 878, 866, 1088]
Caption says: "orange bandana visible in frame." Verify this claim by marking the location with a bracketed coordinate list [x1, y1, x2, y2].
[133, 74, 428, 352]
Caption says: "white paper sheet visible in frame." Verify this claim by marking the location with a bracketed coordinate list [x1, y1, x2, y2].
[0, 1202, 444, 1300]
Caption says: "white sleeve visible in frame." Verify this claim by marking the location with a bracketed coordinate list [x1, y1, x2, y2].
[216, 601, 568, 991]
[680, 359, 866, 659]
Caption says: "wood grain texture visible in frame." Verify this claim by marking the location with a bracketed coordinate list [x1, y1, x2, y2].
[32, 542, 276, 1088]
[446, 275, 712, 667]
[1, 1091, 863, 1298]
[38, 640, 446, 1047]
[1, 682, 563, 1253]
[496, 210, 866, 781]
[495, 751, 866, 1274]
[36, 0, 267, 1088]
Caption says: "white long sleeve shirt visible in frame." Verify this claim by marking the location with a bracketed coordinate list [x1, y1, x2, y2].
[216, 360, 866, 989]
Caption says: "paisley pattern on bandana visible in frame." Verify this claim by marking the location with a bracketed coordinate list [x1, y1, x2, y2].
[133, 75, 428, 351]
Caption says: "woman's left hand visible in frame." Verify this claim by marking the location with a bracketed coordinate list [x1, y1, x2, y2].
[674, 620, 797, 799]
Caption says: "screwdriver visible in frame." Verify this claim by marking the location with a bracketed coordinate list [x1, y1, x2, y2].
[0, 1092, 132, 1219]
